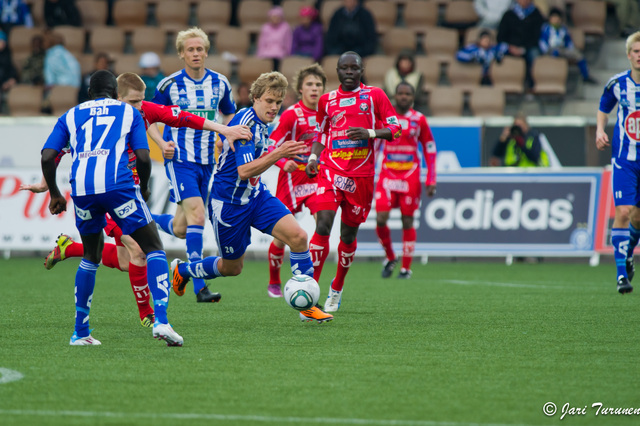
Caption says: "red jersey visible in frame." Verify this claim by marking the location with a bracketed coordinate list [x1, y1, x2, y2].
[316, 83, 401, 177]
[381, 108, 436, 186]
[140, 100, 205, 131]
[269, 101, 317, 169]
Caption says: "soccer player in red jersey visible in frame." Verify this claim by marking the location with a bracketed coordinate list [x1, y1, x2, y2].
[375, 82, 437, 280]
[305, 51, 402, 312]
[265, 64, 326, 298]
[21, 72, 250, 325]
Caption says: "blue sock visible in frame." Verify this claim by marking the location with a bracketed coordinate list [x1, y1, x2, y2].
[612, 228, 630, 279]
[75, 259, 99, 337]
[153, 214, 175, 236]
[146, 250, 170, 324]
[180, 256, 223, 280]
[186, 225, 206, 294]
[290, 250, 314, 276]
[628, 224, 640, 260]
[577, 59, 590, 79]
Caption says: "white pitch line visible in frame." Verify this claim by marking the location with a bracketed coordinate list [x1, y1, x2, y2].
[0, 368, 23, 384]
[438, 279, 575, 290]
[0, 409, 537, 426]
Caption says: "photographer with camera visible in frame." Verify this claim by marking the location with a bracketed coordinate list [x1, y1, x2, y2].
[489, 113, 549, 167]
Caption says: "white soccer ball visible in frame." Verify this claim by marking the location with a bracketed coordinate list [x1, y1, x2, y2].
[283, 274, 320, 311]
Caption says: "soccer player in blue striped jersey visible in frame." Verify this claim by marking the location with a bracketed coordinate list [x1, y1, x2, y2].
[41, 70, 183, 346]
[151, 27, 251, 303]
[597, 31, 640, 294]
[170, 72, 333, 323]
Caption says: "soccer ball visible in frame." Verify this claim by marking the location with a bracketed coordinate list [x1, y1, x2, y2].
[283, 275, 320, 311]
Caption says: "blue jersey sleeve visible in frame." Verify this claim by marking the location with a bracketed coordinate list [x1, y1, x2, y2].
[219, 80, 237, 116]
[152, 77, 174, 106]
[234, 137, 256, 168]
[600, 79, 619, 114]
[42, 113, 71, 153]
[127, 108, 150, 151]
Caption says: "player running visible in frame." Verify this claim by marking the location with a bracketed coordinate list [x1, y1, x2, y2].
[22, 72, 251, 326]
[265, 64, 326, 298]
[151, 27, 239, 302]
[596, 31, 640, 294]
[41, 70, 183, 346]
[170, 71, 334, 323]
[306, 51, 402, 312]
[375, 82, 436, 279]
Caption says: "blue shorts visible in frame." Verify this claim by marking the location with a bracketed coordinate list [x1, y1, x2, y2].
[72, 186, 152, 236]
[165, 160, 213, 204]
[209, 189, 291, 260]
[612, 158, 640, 207]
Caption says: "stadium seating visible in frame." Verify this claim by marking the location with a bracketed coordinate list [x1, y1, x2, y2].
[428, 86, 464, 116]
[89, 27, 126, 55]
[160, 54, 184, 75]
[26, 0, 45, 27]
[366, 0, 398, 35]
[363, 55, 395, 89]
[320, 0, 342, 30]
[52, 26, 86, 56]
[49, 85, 80, 116]
[196, 0, 232, 33]
[321, 54, 341, 91]
[414, 56, 441, 93]
[532, 56, 569, 96]
[237, 57, 273, 85]
[443, 0, 479, 29]
[282, 0, 314, 27]
[447, 61, 483, 92]
[280, 56, 315, 85]
[213, 27, 250, 58]
[468, 86, 506, 117]
[423, 27, 459, 64]
[76, 0, 109, 28]
[112, 54, 142, 75]
[77, 53, 95, 75]
[9, 27, 43, 57]
[570, 0, 606, 37]
[155, 0, 191, 32]
[381, 28, 417, 56]
[489, 56, 526, 95]
[8, 85, 43, 116]
[404, 0, 438, 31]
[569, 27, 585, 51]
[237, 0, 274, 35]
[463, 27, 496, 47]
[205, 55, 232, 78]
[112, 0, 148, 30]
[130, 27, 168, 54]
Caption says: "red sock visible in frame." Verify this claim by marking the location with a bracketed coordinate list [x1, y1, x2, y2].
[309, 233, 330, 281]
[101, 243, 122, 270]
[333, 238, 357, 292]
[128, 262, 154, 320]
[402, 228, 416, 271]
[376, 225, 396, 261]
[65, 241, 84, 258]
[268, 242, 285, 285]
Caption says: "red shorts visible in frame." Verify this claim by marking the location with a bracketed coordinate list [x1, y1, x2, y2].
[275, 168, 319, 215]
[374, 169, 422, 216]
[315, 168, 374, 227]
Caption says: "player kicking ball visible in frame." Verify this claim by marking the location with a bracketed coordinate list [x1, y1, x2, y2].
[170, 71, 333, 323]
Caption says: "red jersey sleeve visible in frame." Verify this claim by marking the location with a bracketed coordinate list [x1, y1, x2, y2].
[141, 101, 206, 130]
[372, 88, 402, 139]
[420, 115, 437, 186]
[315, 94, 330, 147]
[268, 109, 296, 169]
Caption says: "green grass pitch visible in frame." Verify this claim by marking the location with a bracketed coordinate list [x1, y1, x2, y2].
[0, 257, 639, 426]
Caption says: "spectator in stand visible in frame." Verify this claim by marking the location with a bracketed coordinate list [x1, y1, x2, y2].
[78, 52, 111, 103]
[610, 0, 640, 37]
[44, 0, 82, 27]
[256, 6, 292, 71]
[138, 52, 164, 101]
[474, 0, 513, 30]
[457, 30, 508, 85]
[20, 34, 45, 86]
[235, 82, 252, 111]
[0, 0, 33, 34]
[325, 0, 377, 58]
[383, 50, 424, 105]
[0, 30, 17, 113]
[497, 0, 544, 89]
[291, 5, 323, 62]
[489, 112, 549, 167]
[43, 30, 81, 88]
[539, 7, 596, 84]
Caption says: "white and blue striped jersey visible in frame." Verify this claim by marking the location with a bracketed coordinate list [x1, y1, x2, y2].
[211, 107, 270, 205]
[152, 68, 236, 165]
[600, 70, 640, 161]
[43, 98, 148, 196]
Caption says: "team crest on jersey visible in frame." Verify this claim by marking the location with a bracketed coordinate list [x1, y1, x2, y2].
[339, 97, 356, 107]
[294, 107, 304, 117]
[621, 99, 631, 107]
[210, 98, 218, 109]
[177, 97, 190, 107]
[329, 90, 337, 100]
[331, 110, 346, 128]
[359, 103, 369, 112]
[212, 87, 220, 96]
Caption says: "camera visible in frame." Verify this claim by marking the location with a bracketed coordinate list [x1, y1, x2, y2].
[510, 125, 524, 138]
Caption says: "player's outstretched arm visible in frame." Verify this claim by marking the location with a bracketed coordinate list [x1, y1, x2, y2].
[41, 148, 66, 215]
[237, 140, 306, 180]
[205, 121, 252, 145]
[596, 110, 610, 151]
[19, 176, 48, 193]
[147, 123, 175, 159]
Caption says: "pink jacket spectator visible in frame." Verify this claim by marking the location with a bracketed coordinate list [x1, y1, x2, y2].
[256, 6, 293, 60]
